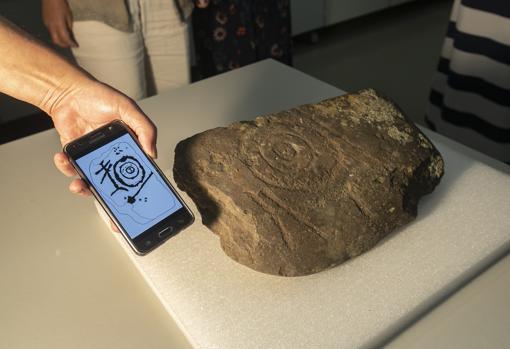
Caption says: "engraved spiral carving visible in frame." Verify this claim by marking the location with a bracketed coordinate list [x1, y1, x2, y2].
[240, 122, 340, 191]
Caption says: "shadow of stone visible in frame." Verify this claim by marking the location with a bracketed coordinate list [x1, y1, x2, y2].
[173, 135, 221, 228]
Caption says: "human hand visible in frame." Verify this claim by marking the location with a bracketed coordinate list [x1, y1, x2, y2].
[46, 77, 157, 197]
[195, 0, 210, 9]
[42, 0, 78, 48]
[0, 16, 154, 232]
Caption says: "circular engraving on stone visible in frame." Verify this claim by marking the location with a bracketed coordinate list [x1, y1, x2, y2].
[240, 123, 339, 191]
[259, 132, 313, 172]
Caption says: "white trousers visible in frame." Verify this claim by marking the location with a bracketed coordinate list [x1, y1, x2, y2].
[71, 0, 190, 100]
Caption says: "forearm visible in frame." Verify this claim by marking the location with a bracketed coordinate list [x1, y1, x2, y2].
[0, 16, 90, 115]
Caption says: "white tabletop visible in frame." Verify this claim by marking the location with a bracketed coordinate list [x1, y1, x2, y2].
[1, 59, 510, 349]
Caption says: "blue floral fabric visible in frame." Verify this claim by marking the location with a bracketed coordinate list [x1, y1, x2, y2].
[192, 0, 292, 79]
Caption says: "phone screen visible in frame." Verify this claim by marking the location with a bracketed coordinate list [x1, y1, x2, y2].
[75, 133, 183, 239]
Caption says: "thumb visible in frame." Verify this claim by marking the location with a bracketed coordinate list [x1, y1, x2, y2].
[119, 101, 158, 158]
[65, 12, 79, 47]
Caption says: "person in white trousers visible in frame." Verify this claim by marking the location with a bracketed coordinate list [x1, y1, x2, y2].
[42, 0, 191, 100]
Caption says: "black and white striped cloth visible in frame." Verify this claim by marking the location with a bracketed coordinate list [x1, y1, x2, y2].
[426, 0, 510, 163]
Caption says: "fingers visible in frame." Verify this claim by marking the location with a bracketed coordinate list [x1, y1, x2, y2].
[109, 220, 120, 233]
[69, 178, 91, 196]
[49, 24, 78, 48]
[54, 153, 90, 196]
[138, 119, 158, 159]
[44, 13, 77, 48]
[54, 152, 77, 177]
[70, 179, 117, 233]
[120, 101, 158, 158]
[196, 0, 210, 9]
[65, 12, 79, 47]
[42, 0, 78, 48]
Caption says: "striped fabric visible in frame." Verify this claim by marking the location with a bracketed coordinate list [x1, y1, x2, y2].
[426, 0, 510, 163]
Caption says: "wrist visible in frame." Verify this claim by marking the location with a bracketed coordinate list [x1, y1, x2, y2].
[0, 17, 92, 116]
[39, 68, 93, 117]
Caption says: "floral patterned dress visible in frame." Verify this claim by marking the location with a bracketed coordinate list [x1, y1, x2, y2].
[192, 0, 292, 80]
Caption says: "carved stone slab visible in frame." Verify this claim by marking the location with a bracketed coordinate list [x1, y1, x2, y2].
[173, 89, 444, 276]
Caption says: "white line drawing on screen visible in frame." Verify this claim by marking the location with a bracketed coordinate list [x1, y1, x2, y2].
[89, 142, 176, 225]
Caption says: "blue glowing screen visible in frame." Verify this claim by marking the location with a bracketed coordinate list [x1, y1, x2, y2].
[75, 133, 182, 239]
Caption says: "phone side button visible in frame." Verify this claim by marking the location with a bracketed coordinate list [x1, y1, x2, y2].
[157, 226, 174, 238]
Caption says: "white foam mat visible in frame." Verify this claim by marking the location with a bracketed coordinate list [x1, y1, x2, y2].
[111, 131, 510, 349]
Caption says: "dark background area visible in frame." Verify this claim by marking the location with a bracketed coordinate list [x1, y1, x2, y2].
[0, 0, 452, 144]
[0, 0, 74, 144]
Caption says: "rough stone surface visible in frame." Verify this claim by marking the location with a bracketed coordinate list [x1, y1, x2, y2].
[173, 89, 444, 276]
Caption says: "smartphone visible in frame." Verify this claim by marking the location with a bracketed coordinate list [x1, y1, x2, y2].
[64, 120, 194, 255]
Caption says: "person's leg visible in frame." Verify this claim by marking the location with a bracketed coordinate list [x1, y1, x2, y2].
[71, 20, 147, 100]
[192, 1, 258, 79]
[253, 0, 292, 66]
[191, 0, 292, 80]
[139, 0, 191, 95]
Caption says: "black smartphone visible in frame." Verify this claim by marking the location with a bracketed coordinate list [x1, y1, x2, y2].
[64, 120, 194, 255]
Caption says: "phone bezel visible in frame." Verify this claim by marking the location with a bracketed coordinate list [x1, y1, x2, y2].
[63, 120, 194, 255]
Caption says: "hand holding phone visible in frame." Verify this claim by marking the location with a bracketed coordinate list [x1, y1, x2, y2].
[64, 120, 194, 255]
[50, 80, 157, 198]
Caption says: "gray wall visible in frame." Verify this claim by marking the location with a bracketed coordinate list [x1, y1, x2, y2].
[291, 0, 416, 35]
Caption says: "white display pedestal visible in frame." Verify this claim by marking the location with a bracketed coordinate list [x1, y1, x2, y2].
[113, 60, 510, 349]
